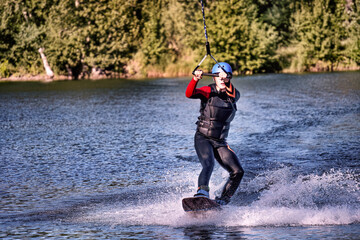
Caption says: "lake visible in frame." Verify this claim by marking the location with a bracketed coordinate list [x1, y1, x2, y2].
[0, 72, 359, 239]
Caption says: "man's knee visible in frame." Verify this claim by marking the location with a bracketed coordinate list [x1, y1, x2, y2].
[230, 168, 244, 180]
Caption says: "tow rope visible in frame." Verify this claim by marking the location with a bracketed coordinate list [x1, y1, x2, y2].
[192, 0, 230, 78]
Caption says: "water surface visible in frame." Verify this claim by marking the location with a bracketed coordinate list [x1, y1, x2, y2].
[1, 72, 359, 239]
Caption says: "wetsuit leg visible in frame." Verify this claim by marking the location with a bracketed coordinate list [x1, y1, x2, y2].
[194, 132, 215, 188]
[214, 145, 244, 202]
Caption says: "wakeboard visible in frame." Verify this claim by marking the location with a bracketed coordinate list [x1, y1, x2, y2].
[182, 197, 221, 212]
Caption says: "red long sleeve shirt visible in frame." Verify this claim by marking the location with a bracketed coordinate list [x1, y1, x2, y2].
[185, 77, 211, 100]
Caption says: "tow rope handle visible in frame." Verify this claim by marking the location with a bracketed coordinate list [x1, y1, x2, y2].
[192, 42, 219, 77]
[192, 0, 231, 78]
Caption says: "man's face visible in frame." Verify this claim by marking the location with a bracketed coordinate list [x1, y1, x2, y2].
[214, 76, 230, 91]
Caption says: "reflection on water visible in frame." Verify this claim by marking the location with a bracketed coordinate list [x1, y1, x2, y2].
[182, 226, 245, 239]
[0, 72, 359, 239]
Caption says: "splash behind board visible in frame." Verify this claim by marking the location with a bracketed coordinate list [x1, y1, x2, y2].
[182, 197, 221, 212]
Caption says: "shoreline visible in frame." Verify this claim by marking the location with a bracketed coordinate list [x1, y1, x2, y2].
[1, 68, 359, 83]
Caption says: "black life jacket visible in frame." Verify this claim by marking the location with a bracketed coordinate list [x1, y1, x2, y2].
[196, 84, 239, 140]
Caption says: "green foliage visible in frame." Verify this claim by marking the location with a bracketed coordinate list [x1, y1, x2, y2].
[204, 0, 278, 74]
[11, 23, 45, 72]
[0, 60, 11, 78]
[42, 0, 142, 77]
[260, 0, 296, 46]
[0, 0, 359, 78]
[287, 0, 357, 71]
[342, 0, 360, 64]
[140, 1, 168, 66]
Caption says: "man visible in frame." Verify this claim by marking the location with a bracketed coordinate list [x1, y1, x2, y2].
[185, 62, 244, 205]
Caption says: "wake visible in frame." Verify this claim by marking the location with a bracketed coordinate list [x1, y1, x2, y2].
[76, 167, 360, 227]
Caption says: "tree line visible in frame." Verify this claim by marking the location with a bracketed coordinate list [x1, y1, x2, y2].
[0, 0, 359, 79]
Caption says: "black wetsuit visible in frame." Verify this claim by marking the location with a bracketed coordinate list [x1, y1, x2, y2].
[186, 78, 244, 202]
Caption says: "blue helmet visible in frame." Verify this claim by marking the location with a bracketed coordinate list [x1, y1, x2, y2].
[211, 62, 232, 75]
